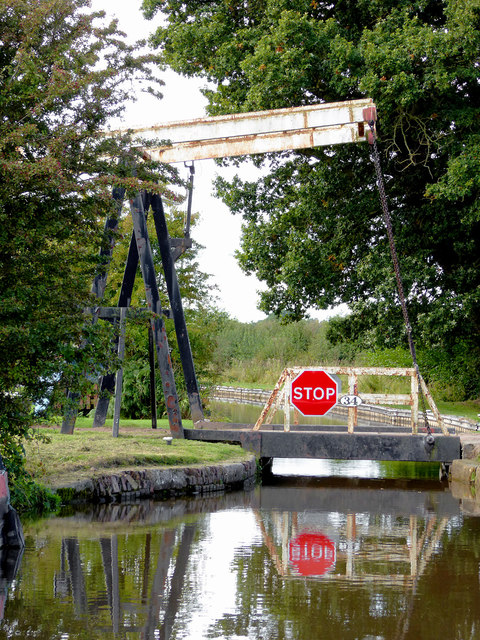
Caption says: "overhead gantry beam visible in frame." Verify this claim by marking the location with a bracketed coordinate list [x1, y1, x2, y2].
[116, 98, 376, 163]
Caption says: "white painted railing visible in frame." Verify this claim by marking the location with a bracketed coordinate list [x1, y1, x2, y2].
[210, 384, 478, 434]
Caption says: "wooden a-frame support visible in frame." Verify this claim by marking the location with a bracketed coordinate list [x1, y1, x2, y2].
[61, 188, 204, 437]
[63, 98, 377, 437]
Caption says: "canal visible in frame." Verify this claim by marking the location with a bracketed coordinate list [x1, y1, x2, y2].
[1, 460, 479, 639]
[2, 400, 479, 639]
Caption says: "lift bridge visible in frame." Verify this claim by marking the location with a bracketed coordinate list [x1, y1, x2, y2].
[64, 98, 462, 465]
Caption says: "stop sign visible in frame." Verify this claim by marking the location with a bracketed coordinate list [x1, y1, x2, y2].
[291, 370, 338, 416]
[289, 532, 336, 576]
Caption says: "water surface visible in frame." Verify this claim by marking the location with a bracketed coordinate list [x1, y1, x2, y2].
[1, 469, 479, 640]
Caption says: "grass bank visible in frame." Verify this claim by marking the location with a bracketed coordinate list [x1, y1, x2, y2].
[26, 424, 251, 489]
[434, 400, 480, 422]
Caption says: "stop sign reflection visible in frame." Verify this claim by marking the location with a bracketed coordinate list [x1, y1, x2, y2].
[289, 532, 336, 576]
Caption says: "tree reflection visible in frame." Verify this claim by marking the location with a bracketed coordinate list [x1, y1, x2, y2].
[1, 489, 480, 640]
[0, 518, 195, 638]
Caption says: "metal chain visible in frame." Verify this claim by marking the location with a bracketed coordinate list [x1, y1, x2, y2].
[184, 161, 195, 237]
[367, 121, 432, 436]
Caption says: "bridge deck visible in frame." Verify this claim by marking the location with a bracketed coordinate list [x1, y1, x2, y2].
[185, 423, 461, 463]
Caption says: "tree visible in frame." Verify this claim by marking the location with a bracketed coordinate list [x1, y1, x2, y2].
[0, 0, 179, 503]
[143, 0, 480, 398]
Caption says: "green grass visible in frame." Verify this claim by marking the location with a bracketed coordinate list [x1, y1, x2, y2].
[26, 427, 251, 488]
[43, 416, 194, 430]
[435, 400, 480, 422]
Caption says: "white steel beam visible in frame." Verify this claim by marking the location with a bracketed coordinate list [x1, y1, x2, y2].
[118, 98, 376, 162]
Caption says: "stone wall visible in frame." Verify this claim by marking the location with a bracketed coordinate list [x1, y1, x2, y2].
[53, 457, 257, 505]
[449, 435, 480, 515]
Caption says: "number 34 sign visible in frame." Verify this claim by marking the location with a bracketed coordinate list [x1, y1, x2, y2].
[339, 395, 363, 407]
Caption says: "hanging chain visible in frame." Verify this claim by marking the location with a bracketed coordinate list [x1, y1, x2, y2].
[367, 121, 432, 436]
[184, 161, 195, 238]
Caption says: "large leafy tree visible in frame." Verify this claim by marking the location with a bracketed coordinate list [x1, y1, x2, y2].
[0, 0, 179, 494]
[143, 0, 480, 398]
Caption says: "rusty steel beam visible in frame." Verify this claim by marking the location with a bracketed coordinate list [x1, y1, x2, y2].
[360, 393, 413, 405]
[292, 365, 415, 377]
[114, 99, 375, 163]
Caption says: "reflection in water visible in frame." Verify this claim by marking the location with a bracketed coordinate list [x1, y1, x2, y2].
[210, 399, 343, 426]
[256, 506, 449, 583]
[0, 478, 479, 639]
[0, 546, 23, 623]
[274, 458, 382, 478]
[273, 458, 442, 479]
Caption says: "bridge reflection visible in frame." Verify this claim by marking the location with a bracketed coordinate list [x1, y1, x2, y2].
[256, 510, 449, 583]
[4, 480, 466, 638]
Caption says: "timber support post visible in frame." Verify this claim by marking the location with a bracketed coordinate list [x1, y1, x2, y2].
[149, 193, 204, 424]
[129, 193, 184, 437]
[148, 325, 158, 429]
[93, 228, 140, 429]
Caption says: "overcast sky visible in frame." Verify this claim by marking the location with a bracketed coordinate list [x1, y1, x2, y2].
[92, 0, 347, 323]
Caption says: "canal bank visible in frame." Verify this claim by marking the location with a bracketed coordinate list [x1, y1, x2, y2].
[31, 398, 479, 506]
[46, 430, 480, 506]
[24, 425, 258, 505]
[44, 434, 480, 506]
[48, 457, 257, 504]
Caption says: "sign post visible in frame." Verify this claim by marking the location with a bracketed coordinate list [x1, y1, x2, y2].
[290, 370, 338, 416]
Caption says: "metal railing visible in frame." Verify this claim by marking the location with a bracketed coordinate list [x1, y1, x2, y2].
[209, 367, 478, 435]
[210, 385, 479, 433]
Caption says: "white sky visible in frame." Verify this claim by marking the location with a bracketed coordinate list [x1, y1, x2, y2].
[92, 0, 347, 323]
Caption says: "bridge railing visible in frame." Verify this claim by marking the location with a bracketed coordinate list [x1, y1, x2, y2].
[252, 367, 450, 435]
[209, 386, 271, 406]
[210, 385, 478, 433]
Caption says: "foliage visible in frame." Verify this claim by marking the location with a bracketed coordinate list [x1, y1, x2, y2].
[212, 315, 480, 403]
[0, 0, 180, 502]
[9, 474, 60, 514]
[102, 206, 226, 419]
[212, 315, 352, 386]
[143, 0, 480, 399]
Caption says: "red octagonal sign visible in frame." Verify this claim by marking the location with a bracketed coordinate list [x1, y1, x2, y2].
[291, 370, 338, 416]
[289, 532, 336, 576]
